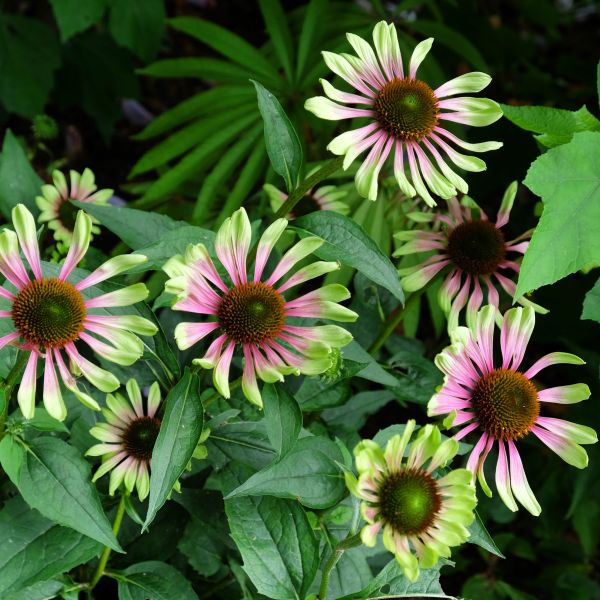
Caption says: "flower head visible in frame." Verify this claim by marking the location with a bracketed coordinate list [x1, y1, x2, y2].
[0, 204, 156, 421]
[264, 181, 350, 218]
[346, 420, 476, 581]
[394, 182, 546, 330]
[429, 305, 597, 515]
[164, 208, 357, 406]
[305, 21, 502, 205]
[36, 169, 113, 244]
[87, 379, 162, 501]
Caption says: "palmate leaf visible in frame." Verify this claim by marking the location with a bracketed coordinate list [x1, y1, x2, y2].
[259, 0, 294, 81]
[296, 0, 328, 82]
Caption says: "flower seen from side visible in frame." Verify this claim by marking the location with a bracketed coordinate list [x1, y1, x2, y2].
[36, 168, 113, 244]
[346, 420, 477, 581]
[264, 180, 350, 218]
[305, 21, 503, 205]
[88, 379, 162, 501]
[164, 208, 357, 406]
[394, 182, 546, 331]
[428, 305, 597, 515]
[0, 204, 156, 421]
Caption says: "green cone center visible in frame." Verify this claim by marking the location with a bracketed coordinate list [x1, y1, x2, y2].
[379, 469, 441, 534]
[447, 219, 506, 275]
[217, 281, 285, 345]
[12, 278, 86, 348]
[373, 78, 439, 141]
[472, 369, 539, 441]
[123, 416, 162, 461]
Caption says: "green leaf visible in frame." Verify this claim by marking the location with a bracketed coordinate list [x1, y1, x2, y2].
[178, 516, 223, 577]
[468, 511, 505, 558]
[322, 390, 395, 431]
[597, 60, 600, 109]
[388, 350, 443, 405]
[258, 0, 294, 81]
[262, 384, 302, 458]
[0, 129, 42, 217]
[6, 436, 122, 551]
[293, 211, 404, 302]
[0, 15, 61, 117]
[49, 0, 105, 41]
[252, 80, 303, 192]
[582, 276, 600, 322]
[296, 0, 327, 82]
[226, 436, 346, 509]
[225, 495, 319, 600]
[0, 434, 25, 483]
[4, 579, 64, 600]
[108, 0, 166, 61]
[0, 497, 101, 595]
[168, 17, 281, 86]
[25, 407, 70, 433]
[139, 57, 253, 84]
[118, 561, 198, 600]
[516, 132, 600, 296]
[144, 369, 204, 529]
[327, 549, 373, 600]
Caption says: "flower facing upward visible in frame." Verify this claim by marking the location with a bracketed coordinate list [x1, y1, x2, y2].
[36, 169, 113, 244]
[88, 379, 162, 501]
[305, 21, 502, 205]
[394, 182, 546, 331]
[429, 305, 597, 515]
[346, 420, 476, 581]
[0, 204, 156, 421]
[164, 208, 357, 406]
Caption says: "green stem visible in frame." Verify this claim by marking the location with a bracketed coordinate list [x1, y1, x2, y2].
[368, 290, 423, 354]
[274, 156, 344, 220]
[0, 351, 29, 440]
[88, 494, 128, 593]
[318, 533, 362, 600]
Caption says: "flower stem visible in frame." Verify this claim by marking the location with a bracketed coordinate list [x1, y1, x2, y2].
[88, 493, 128, 593]
[0, 351, 29, 440]
[368, 290, 424, 354]
[274, 156, 344, 220]
[318, 533, 362, 600]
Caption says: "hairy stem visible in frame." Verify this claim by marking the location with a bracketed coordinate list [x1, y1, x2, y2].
[318, 533, 362, 600]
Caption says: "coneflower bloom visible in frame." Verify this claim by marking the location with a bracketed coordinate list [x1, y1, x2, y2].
[429, 305, 597, 515]
[264, 181, 350, 218]
[164, 207, 357, 406]
[305, 21, 502, 206]
[345, 420, 477, 582]
[394, 182, 546, 331]
[36, 168, 113, 244]
[0, 204, 156, 421]
[87, 379, 162, 501]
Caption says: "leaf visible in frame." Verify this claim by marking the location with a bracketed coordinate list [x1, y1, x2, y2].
[108, 0, 166, 62]
[0, 15, 61, 117]
[388, 350, 443, 405]
[225, 495, 319, 600]
[262, 384, 302, 458]
[5, 436, 122, 551]
[293, 212, 404, 302]
[118, 561, 198, 600]
[516, 132, 600, 296]
[468, 511, 505, 558]
[582, 276, 600, 322]
[322, 390, 395, 431]
[0, 435, 25, 489]
[178, 516, 223, 577]
[327, 549, 373, 600]
[4, 579, 64, 600]
[226, 436, 346, 509]
[144, 369, 204, 529]
[252, 80, 303, 192]
[0, 130, 42, 217]
[25, 407, 70, 433]
[0, 497, 101, 595]
[258, 0, 294, 81]
[296, 0, 327, 82]
[48, 0, 105, 41]
[139, 57, 253, 84]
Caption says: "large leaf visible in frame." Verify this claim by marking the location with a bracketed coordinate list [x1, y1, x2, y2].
[0, 497, 101, 595]
[252, 80, 303, 192]
[0, 129, 42, 217]
[327, 549, 373, 600]
[225, 495, 319, 600]
[262, 383, 302, 458]
[49, 0, 105, 41]
[293, 211, 404, 302]
[516, 132, 600, 296]
[144, 369, 204, 529]
[0, 15, 61, 117]
[226, 435, 346, 509]
[3, 436, 121, 551]
[118, 561, 198, 600]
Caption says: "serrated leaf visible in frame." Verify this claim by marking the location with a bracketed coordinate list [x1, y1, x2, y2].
[144, 369, 204, 529]
[0, 129, 42, 217]
[49, 0, 105, 41]
[0, 497, 101, 595]
[252, 80, 303, 192]
[226, 436, 345, 509]
[6, 436, 122, 551]
[293, 212, 404, 302]
[225, 495, 319, 600]
[118, 561, 198, 600]
[516, 131, 600, 296]
[262, 384, 302, 458]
